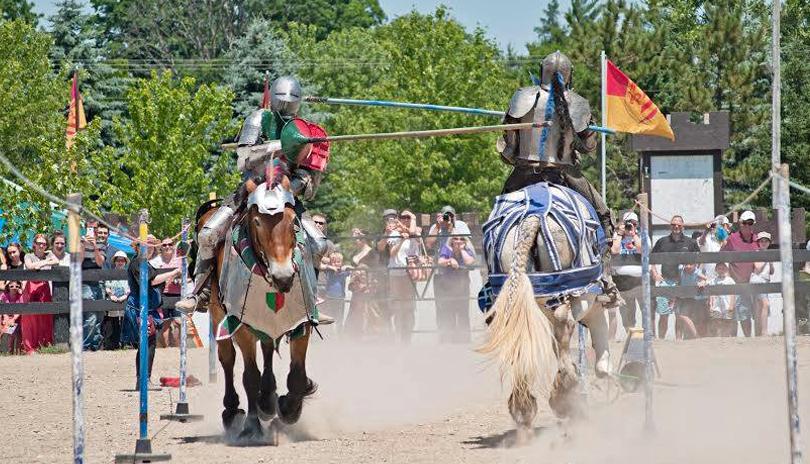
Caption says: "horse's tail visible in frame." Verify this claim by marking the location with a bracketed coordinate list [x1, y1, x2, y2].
[478, 215, 557, 418]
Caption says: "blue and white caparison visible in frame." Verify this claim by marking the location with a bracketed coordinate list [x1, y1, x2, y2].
[478, 181, 607, 313]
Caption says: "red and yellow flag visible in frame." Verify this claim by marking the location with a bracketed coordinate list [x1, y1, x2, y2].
[66, 71, 87, 149]
[606, 60, 674, 140]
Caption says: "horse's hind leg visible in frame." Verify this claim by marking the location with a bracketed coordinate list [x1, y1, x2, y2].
[257, 340, 277, 421]
[278, 324, 317, 424]
[547, 309, 581, 418]
[233, 328, 264, 442]
[581, 301, 610, 377]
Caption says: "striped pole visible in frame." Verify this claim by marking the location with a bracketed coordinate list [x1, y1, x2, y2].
[137, 209, 150, 441]
[638, 193, 655, 432]
[208, 192, 217, 384]
[179, 218, 189, 407]
[67, 193, 84, 464]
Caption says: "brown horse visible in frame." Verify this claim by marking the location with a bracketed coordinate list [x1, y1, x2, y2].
[197, 174, 316, 444]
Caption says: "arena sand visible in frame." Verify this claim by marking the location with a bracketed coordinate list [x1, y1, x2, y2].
[0, 333, 808, 463]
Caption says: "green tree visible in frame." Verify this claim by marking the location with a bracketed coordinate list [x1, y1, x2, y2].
[781, 0, 810, 210]
[0, 0, 38, 24]
[0, 19, 116, 241]
[294, 9, 516, 230]
[259, 0, 385, 41]
[105, 72, 240, 235]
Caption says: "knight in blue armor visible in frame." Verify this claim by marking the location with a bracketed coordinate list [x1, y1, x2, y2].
[176, 76, 333, 323]
[496, 51, 621, 308]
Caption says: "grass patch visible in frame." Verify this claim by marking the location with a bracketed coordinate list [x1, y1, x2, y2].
[37, 344, 70, 355]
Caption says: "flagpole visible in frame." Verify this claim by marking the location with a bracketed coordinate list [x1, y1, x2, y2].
[73, 69, 79, 145]
[600, 50, 607, 203]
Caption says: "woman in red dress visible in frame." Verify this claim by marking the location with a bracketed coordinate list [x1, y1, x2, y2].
[21, 235, 58, 354]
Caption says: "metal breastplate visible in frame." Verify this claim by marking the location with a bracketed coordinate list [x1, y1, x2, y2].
[500, 87, 590, 167]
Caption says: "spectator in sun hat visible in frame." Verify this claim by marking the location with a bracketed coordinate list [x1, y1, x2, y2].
[721, 210, 759, 337]
[699, 214, 732, 280]
[103, 250, 131, 349]
[750, 231, 775, 336]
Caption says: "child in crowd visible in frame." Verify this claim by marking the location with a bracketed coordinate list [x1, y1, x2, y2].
[321, 251, 352, 331]
[0, 281, 23, 354]
[676, 263, 707, 339]
[708, 262, 737, 337]
[104, 251, 131, 349]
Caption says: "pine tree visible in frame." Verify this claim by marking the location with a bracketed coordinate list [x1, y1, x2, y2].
[221, 19, 298, 119]
[49, 0, 130, 143]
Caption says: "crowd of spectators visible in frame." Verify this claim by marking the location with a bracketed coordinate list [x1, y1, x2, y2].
[0, 222, 188, 356]
[314, 205, 477, 344]
[611, 209, 786, 340]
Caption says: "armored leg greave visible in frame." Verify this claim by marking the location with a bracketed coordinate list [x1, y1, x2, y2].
[176, 205, 235, 313]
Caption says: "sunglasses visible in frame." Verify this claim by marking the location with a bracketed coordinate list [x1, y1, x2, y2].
[314, 221, 326, 226]
[670, 223, 684, 228]
[399, 215, 411, 220]
[7, 285, 20, 289]
[34, 242, 47, 246]
[741, 220, 755, 226]
[161, 243, 173, 248]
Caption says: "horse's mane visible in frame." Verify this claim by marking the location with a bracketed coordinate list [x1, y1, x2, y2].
[268, 154, 290, 188]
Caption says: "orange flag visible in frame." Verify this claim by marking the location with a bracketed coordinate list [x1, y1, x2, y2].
[66, 71, 87, 149]
[605, 60, 674, 140]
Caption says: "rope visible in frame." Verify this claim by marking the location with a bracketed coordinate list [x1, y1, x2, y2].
[634, 172, 774, 227]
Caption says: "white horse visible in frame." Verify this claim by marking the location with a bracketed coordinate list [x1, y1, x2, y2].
[479, 185, 610, 441]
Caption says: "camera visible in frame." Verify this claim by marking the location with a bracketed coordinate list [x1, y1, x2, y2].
[443, 212, 453, 222]
[624, 221, 634, 230]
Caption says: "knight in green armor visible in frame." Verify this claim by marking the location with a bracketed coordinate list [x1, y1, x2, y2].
[176, 76, 333, 324]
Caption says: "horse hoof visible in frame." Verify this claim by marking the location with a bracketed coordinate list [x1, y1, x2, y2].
[266, 419, 282, 446]
[514, 426, 534, 446]
[595, 352, 611, 378]
[257, 393, 278, 422]
[277, 394, 303, 425]
[222, 408, 245, 433]
[235, 415, 267, 446]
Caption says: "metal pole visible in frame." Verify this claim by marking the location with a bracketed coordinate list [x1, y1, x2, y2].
[67, 193, 84, 464]
[208, 192, 217, 384]
[638, 193, 654, 431]
[772, 0, 781, 209]
[577, 322, 588, 399]
[179, 218, 189, 407]
[137, 209, 150, 441]
[601, 50, 608, 202]
[776, 164, 804, 463]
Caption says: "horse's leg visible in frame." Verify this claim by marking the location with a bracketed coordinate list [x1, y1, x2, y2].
[232, 327, 264, 442]
[257, 340, 277, 421]
[581, 300, 610, 377]
[546, 305, 580, 418]
[210, 282, 243, 432]
[278, 324, 317, 424]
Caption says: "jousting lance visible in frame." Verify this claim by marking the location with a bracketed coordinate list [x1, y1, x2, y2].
[222, 121, 552, 155]
[304, 96, 616, 135]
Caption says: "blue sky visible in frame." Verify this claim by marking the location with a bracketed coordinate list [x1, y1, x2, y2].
[33, 0, 564, 52]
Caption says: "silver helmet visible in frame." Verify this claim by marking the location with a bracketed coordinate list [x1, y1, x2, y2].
[540, 51, 573, 90]
[270, 76, 302, 117]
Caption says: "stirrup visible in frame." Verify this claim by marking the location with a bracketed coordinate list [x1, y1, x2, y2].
[316, 313, 335, 325]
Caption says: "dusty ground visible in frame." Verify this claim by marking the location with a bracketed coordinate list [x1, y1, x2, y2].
[1, 334, 809, 464]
